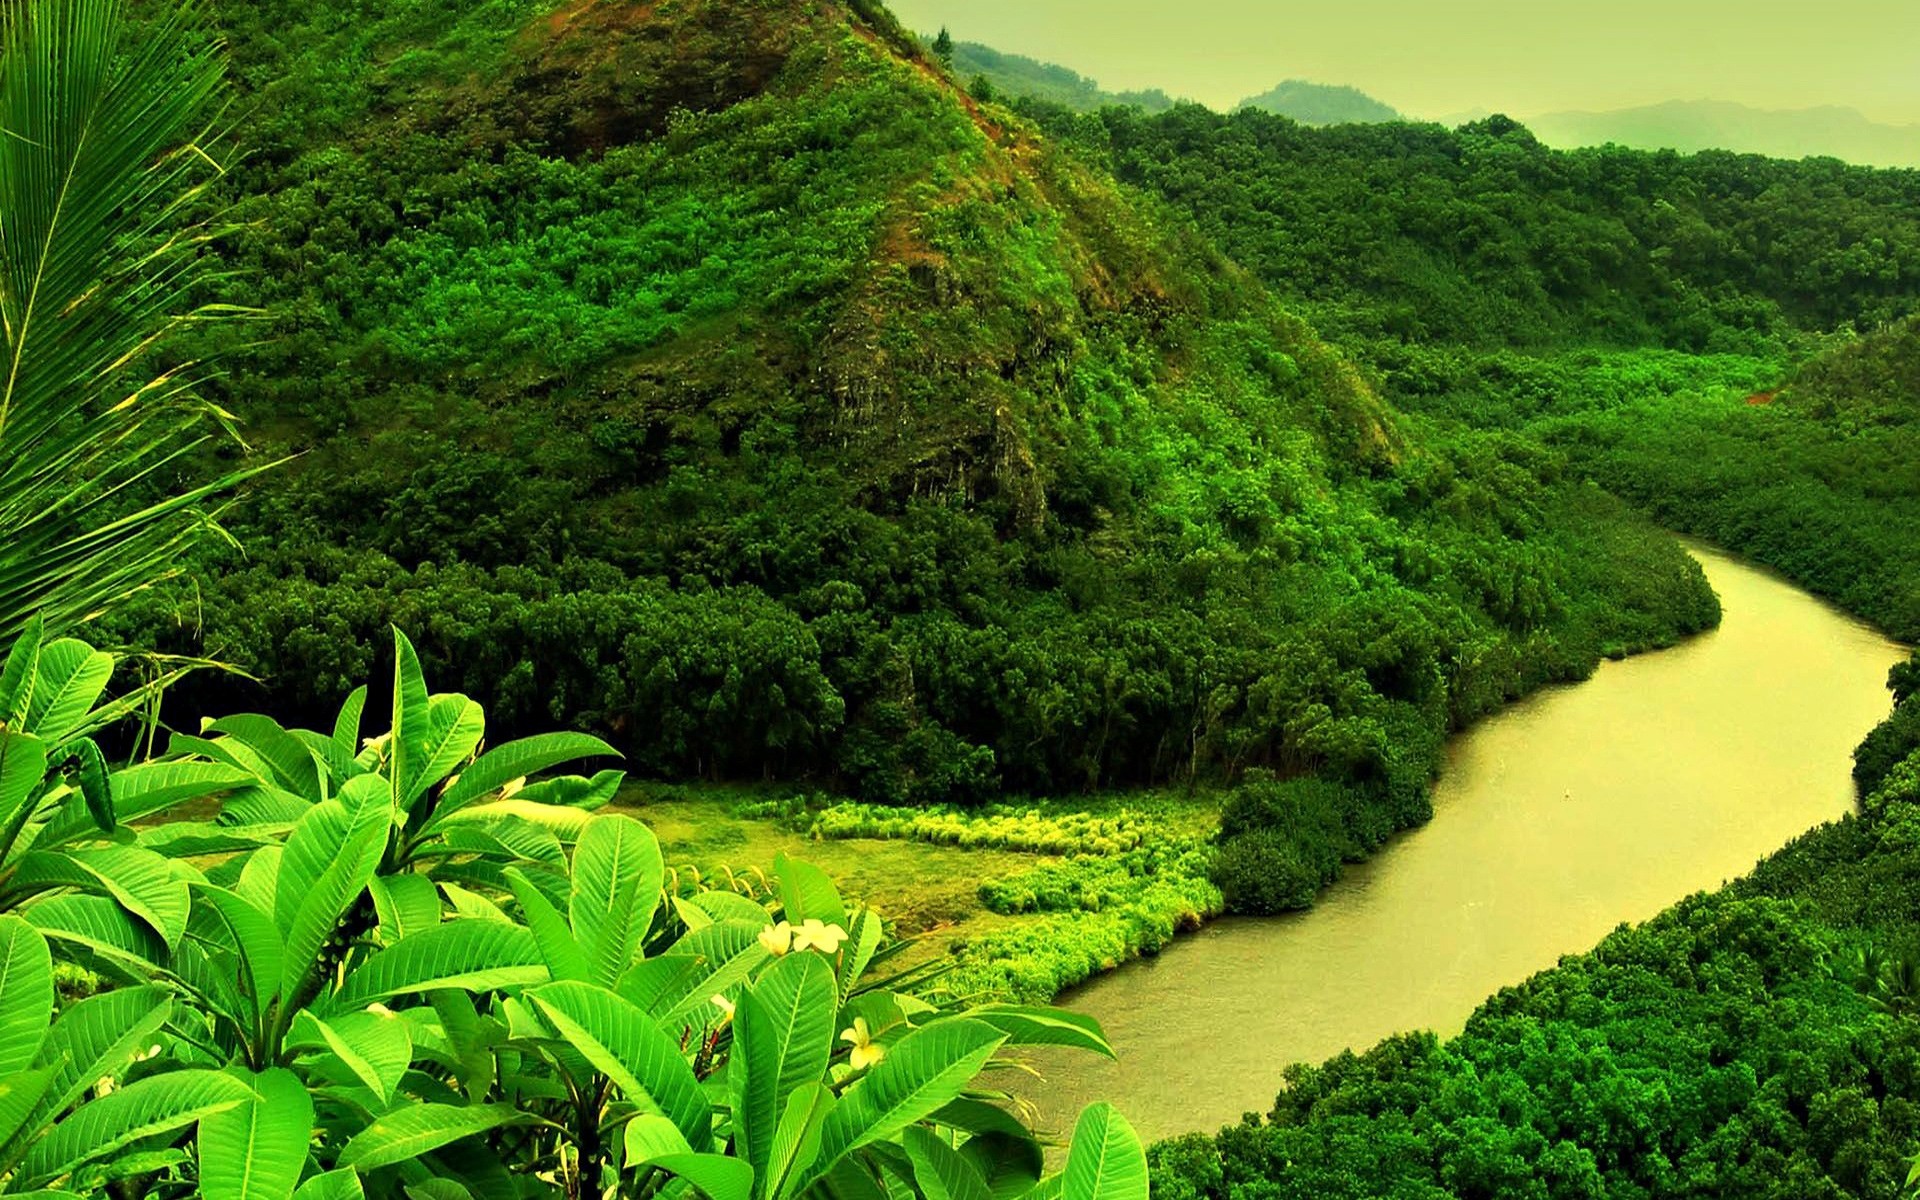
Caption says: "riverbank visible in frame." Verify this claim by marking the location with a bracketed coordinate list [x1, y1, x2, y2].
[1020, 542, 1908, 1141]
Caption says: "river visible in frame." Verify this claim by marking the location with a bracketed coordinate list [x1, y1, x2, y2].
[1018, 541, 1910, 1143]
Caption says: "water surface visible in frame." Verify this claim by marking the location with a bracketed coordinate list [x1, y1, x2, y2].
[1021, 542, 1908, 1142]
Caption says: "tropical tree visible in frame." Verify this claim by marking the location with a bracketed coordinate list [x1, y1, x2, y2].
[0, 0, 273, 639]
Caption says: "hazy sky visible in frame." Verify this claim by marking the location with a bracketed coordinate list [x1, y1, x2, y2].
[887, 0, 1920, 124]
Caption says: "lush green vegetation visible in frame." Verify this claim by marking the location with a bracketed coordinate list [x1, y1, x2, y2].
[0, 614, 1154, 1198]
[108, 0, 1716, 870]
[21, 0, 1920, 1192]
[1021, 99, 1920, 642]
[1149, 649, 1920, 1199]
[1029, 103, 1920, 354]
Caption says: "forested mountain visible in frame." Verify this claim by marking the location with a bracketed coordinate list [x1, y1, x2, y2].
[1013, 99, 1920, 638]
[1236, 81, 1401, 126]
[946, 38, 1180, 112]
[1530, 99, 1920, 170]
[127, 0, 1710, 828]
[1023, 104, 1920, 352]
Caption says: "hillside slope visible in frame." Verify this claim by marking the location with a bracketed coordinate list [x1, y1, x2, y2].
[129, 0, 1714, 816]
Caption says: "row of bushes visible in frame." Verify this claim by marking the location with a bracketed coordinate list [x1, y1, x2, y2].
[801, 801, 1152, 855]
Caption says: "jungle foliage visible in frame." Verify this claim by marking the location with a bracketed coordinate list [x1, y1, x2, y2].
[0, 621, 1151, 1199]
[108, 0, 1716, 829]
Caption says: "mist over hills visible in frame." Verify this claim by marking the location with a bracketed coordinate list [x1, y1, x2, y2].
[945, 34, 1918, 167]
[947, 39, 1182, 112]
[1237, 81, 1401, 125]
[1526, 99, 1920, 169]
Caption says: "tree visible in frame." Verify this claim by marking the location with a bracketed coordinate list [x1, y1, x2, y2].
[932, 26, 953, 64]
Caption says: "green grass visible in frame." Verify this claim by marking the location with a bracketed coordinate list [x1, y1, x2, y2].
[612, 781, 1224, 999]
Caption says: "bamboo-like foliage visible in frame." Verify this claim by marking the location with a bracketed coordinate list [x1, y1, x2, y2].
[0, 0, 268, 638]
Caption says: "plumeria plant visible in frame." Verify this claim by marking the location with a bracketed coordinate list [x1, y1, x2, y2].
[0, 625, 1150, 1200]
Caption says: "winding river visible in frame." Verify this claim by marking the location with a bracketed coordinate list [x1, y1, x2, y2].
[1020, 541, 1909, 1143]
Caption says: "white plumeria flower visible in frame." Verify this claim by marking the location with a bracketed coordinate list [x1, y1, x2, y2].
[839, 1017, 884, 1071]
[711, 994, 736, 1023]
[792, 918, 848, 955]
[758, 921, 794, 956]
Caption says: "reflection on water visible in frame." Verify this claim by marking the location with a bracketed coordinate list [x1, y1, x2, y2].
[1018, 542, 1909, 1143]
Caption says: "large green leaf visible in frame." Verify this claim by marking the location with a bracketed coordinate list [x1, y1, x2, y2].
[0, 619, 42, 726]
[427, 732, 618, 830]
[623, 1115, 755, 1200]
[22, 639, 111, 745]
[732, 953, 835, 1189]
[647, 1153, 756, 1200]
[386, 630, 431, 799]
[773, 854, 846, 931]
[326, 687, 369, 788]
[527, 981, 711, 1146]
[207, 715, 323, 802]
[0, 1064, 56, 1159]
[336, 920, 548, 1007]
[54, 845, 191, 947]
[198, 1067, 313, 1200]
[506, 867, 588, 984]
[191, 884, 285, 1017]
[965, 1007, 1113, 1058]
[337, 1103, 524, 1172]
[904, 1126, 994, 1200]
[293, 1169, 365, 1200]
[803, 1020, 1007, 1190]
[274, 783, 388, 1004]
[0, 915, 51, 1075]
[1061, 1105, 1146, 1200]
[291, 1009, 412, 1103]
[765, 1082, 836, 1200]
[370, 873, 442, 944]
[22, 985, 171, 1152]
[21, 894, 167, 977]
[400, 694, 484, 812]
[568, 814, 663, 987]
[17, 1070, 252, 1188]
[651, 920, 770, 1023]
[0, 730, 49, 848]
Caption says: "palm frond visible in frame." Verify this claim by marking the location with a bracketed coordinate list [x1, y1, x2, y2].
[0, 0, 276, 638]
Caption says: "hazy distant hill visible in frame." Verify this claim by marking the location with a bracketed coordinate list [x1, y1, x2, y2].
[947, 39, 1181, 112]
[1237, 80, 1401, 126]
[1529, 99, 1920, 169]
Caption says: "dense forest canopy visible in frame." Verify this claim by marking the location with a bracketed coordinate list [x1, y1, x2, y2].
[1023, 103, 1920, 353]
[114, 0, 1717, 844]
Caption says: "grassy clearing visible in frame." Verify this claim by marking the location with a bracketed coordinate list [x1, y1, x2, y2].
[612, 782, 1225, 1000]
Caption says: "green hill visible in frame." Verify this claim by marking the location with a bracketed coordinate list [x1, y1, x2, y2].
[129, 0, 1714, 827]
[946, 38, 1180, 112]
[1236, 80, 1401, 126]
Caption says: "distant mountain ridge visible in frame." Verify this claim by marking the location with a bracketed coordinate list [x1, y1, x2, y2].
[946, 41, 1404, 128]
[1527, 99, 1920, 169]
[946, 39, 1181, 112]
[1237, 80, 1401, 126]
